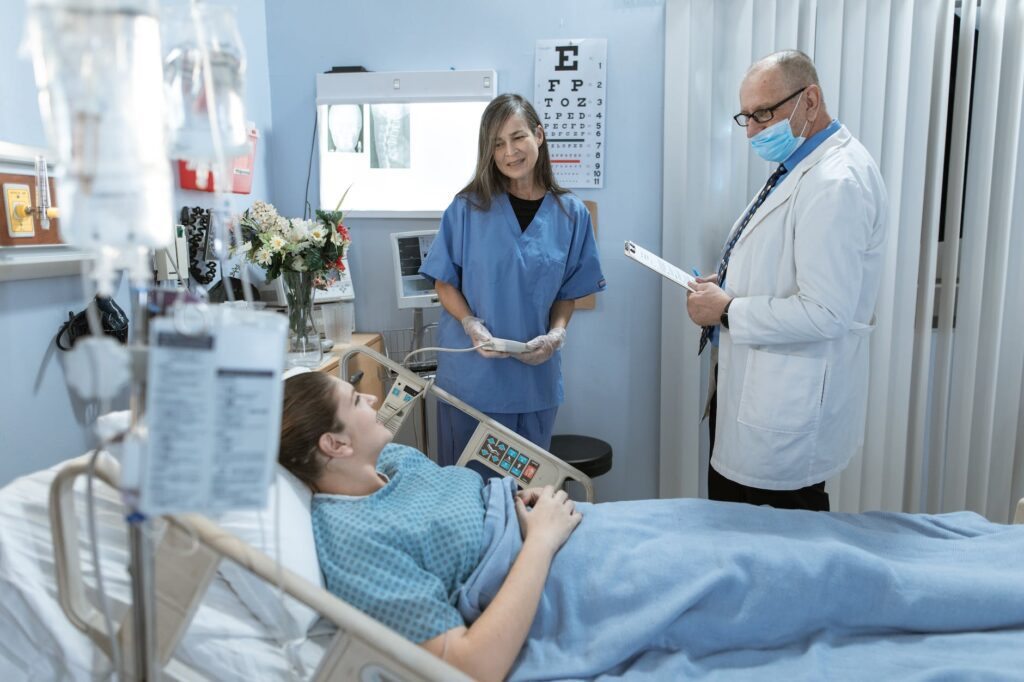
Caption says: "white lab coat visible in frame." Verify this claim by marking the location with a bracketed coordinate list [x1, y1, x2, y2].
[712, 125, 887, 490]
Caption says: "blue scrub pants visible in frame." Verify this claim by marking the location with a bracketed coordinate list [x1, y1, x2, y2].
[435, 400, 558, 468]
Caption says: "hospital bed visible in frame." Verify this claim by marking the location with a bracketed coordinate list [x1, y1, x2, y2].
[3, 338, 1022, 680]
[7, 451, 1022, 681]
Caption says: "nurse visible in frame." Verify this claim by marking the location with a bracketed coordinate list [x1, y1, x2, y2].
[420, 93, 606, 466]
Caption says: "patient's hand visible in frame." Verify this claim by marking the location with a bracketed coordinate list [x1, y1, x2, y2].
[515, 486, 581, 555]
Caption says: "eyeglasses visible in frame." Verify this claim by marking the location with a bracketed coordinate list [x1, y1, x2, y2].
[733, 87, 806, 127]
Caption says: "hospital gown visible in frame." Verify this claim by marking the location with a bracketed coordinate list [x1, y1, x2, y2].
[311, 444, 485, 642]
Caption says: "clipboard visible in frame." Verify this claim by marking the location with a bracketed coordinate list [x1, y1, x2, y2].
[623, 240, 697, 293]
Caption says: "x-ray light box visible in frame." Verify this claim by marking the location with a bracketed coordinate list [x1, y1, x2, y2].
[316, 70, 496, 216]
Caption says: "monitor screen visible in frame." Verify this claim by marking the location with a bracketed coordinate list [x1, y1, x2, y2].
[391, 230, 440, 309]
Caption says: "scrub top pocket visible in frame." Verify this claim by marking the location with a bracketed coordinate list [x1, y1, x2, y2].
[529, 253, 567, 310]
[737, 349, 826, 434]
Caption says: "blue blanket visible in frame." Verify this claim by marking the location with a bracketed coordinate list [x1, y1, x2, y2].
[457, 478, 1024, 681]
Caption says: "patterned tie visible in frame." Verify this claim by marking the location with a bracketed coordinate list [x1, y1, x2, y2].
[698, 164, 788, 355]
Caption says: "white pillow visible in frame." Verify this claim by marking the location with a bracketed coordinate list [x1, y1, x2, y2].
[214, 465, 324, 638]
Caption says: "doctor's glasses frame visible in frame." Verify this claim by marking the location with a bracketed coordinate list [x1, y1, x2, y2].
[733, 86, 807, 127]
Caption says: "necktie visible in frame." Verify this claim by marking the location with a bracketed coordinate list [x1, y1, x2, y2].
[698, 164, 788, 355]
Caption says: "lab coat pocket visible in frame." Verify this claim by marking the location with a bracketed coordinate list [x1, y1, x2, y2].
[738, 349, 826, 434]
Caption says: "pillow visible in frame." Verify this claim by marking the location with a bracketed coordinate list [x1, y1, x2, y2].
[214, 465, 324, 638]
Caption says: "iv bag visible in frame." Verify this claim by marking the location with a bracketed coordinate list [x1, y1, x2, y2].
[25, 0, 172, 253]
[162, 3, 249, 164]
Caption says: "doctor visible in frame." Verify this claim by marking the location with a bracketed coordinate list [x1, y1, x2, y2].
[421, 93, 605, 467]
[686, 50, 887, 511]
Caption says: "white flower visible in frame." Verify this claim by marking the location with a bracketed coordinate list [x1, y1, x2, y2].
[274, 216, 290, 233]
[251, 201, 279, 230]
[268, 234, 287, 252]
[287, 219, 313, 243]
[290, 256, 308, 271]
[254, 247, 272, 266]
[308, 226, 327, 245]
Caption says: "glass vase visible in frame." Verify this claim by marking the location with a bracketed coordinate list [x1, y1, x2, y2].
[282, 270, 322, 368]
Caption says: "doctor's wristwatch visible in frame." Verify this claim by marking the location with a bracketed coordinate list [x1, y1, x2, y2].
[720, 299, 733, 330]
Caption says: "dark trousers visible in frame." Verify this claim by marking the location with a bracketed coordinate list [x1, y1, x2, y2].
[708, 367, 830, 512]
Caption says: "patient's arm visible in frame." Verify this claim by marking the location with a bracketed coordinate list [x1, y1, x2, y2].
[420, 486, 581, 682]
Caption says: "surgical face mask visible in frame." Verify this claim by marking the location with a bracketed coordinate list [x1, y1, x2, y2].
[749, 91, 809, 163]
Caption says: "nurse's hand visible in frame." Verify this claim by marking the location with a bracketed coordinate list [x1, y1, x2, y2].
[461, 315, 510, 358]
[516, 327, 566, 366]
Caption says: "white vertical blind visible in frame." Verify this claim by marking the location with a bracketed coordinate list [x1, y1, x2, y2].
[938, 0, 1024, 520]
[662, 0, 1024, 520]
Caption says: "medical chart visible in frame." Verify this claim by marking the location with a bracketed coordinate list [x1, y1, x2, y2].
[534, 38, 607, 188]
[624, 240, 697, 293]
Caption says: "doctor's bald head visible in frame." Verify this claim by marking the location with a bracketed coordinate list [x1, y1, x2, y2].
[749, 50, 820, 92]
[737, 50, 830, 139]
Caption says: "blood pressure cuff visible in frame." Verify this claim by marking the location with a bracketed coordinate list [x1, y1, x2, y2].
[55, 296, 129, 350]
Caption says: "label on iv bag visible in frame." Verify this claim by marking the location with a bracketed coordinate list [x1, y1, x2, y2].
[624, 240, 698, 293]
[140, 308, 287, 515]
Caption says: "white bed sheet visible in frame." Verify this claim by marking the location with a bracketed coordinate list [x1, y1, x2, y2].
[0, 460, 331, 681]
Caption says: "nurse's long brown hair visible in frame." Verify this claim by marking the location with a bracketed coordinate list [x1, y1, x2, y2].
[279, 372, 345, 492]
[459, 93, 569, 212]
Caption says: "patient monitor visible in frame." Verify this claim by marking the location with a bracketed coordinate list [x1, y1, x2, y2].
[391, 230, 440, 309]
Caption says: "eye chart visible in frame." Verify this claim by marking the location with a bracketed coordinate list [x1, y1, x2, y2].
[534, 38, 607, 188]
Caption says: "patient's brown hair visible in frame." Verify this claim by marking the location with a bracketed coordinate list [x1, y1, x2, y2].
[279, 372, 345, 492]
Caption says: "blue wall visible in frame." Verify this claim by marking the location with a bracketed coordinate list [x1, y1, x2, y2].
[0, 0, 275, 485]
[265, 0, 667, 500]
[0, 0, 669, 501]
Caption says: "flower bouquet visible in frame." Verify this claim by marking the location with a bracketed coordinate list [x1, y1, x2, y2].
[234, 200, 351, 366]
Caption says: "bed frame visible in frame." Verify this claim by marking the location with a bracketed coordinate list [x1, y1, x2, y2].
[340, 345, 597, 501]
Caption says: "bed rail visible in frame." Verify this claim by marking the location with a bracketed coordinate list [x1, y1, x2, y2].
[339, 344, 597, 501]
[49, 456, 471, 682]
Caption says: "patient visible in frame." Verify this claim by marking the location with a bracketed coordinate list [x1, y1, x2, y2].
[280, 372, 1024, 682]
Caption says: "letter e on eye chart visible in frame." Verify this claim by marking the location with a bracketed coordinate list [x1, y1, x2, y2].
[534, 38, 607, 188]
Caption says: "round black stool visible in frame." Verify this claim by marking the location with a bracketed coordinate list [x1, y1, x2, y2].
[549, 435, 613, 479]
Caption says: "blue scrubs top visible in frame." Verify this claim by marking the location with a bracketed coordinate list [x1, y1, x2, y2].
[420, 192, 606, 413]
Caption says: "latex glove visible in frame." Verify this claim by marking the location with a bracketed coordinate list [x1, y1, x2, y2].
[461, 315, 509, 358]
[516, 327, 566, 366]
